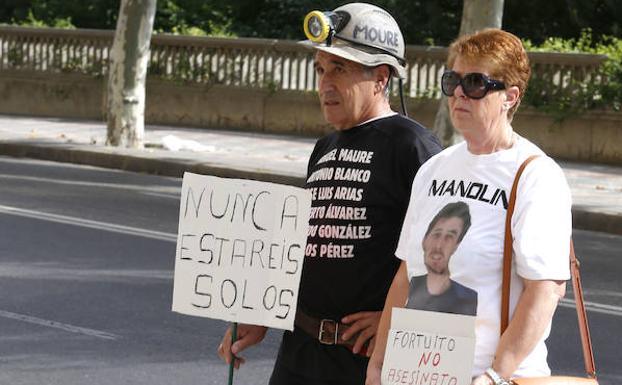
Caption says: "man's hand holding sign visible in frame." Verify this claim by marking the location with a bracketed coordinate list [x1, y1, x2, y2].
[218, 323, 267, 369]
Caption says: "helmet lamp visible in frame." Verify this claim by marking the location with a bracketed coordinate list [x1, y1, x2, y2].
[303, 11, 331, 43]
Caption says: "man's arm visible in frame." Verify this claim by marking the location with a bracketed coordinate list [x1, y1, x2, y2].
[365, 261, 410, 385]
[472, 278, 566, 385]
[217, 324, 268, 369]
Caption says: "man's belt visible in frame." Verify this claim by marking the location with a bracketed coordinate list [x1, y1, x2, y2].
[295, 310, 356, 348]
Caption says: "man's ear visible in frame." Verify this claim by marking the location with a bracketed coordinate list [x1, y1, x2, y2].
[375, 64, 391, 89]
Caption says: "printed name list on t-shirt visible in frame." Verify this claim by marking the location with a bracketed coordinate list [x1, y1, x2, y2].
[172, 173, 311, 331]
[381, 308, 476, 385]
[305, 148, 373, 259]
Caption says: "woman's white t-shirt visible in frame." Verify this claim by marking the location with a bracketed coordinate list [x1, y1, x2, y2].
[396, 136, 572, 377]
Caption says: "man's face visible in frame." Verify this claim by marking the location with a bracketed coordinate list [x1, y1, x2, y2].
[422, 217, 464, 275]
[314, 51, 378, 130]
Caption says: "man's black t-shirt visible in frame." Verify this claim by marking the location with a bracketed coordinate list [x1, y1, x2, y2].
[272, 114, 442, 384]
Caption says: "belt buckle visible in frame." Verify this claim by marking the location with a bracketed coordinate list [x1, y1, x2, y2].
[318, 319, 339, 345]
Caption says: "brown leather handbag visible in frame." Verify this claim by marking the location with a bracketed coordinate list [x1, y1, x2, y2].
[501, 155, 599, 385]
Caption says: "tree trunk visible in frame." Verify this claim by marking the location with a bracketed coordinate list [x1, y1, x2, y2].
[106, 0, 157, 148]
[459, 0, 504, 36]
[432, 0, 504, 147]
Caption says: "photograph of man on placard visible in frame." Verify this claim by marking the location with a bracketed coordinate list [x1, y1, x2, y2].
[406, 201, 478, 316]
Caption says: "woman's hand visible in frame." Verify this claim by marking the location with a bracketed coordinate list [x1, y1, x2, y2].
[365, 356, 383, 385]
[471, 374, 493, 385]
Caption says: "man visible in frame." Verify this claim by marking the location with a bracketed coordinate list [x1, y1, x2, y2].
[218, 3, 441, 384]
[406, 201, 478, 316]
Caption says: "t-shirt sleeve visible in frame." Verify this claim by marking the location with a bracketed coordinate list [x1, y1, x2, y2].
[415, 131, 443, 164]
[512, 156, 572, 280]
[396, 128, 442, 193]
[395, 160, 431, 264]
[306, 137, 327, 179]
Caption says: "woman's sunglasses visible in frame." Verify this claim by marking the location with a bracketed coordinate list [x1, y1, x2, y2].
[441, 71, 506, 99]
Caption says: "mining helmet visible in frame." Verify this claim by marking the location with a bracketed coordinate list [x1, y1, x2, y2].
[301, 2, 406, 78]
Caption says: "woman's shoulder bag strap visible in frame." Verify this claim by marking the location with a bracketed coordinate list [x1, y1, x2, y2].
[501, 154, 597, 379]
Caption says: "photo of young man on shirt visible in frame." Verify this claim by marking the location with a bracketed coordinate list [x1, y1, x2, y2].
[406, 201, 478, 316]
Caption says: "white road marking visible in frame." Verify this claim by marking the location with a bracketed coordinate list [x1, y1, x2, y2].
[0, 265, 173, 282]
[140, 191, 180, 199]
[0, 173, 180, 195]
[0, 310, 119, 340]
[583, 289, 622, 299]
[559, 298, 622, 317]
[0, 205, 176, 242]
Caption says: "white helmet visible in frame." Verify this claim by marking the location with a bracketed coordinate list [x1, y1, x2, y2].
[301, 2, 406, 78]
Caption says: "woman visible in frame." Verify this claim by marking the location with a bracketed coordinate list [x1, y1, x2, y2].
[366, 29, 571, 385]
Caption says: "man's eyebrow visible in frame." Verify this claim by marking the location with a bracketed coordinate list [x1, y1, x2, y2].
[313, 60, 347, 68]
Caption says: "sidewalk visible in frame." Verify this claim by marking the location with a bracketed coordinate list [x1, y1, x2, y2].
[0, 114, 620, 235]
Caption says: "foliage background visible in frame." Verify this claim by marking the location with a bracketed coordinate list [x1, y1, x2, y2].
[1, 0, 622, 45]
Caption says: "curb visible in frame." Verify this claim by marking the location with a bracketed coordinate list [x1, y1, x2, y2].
[572, 208, 622, 236]
[1, 141, 620, 236]
[0, 141, 306, 188]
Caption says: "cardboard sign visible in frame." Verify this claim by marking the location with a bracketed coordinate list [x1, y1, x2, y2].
[172, 173, 311, 331]
[381, 308, 476, 385]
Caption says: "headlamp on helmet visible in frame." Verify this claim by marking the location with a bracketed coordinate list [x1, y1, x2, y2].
[302, 6, 404, 65]
[303, 10, 348, 45]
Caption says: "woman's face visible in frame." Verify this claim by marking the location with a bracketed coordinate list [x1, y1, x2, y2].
[447, 56, 507, 141]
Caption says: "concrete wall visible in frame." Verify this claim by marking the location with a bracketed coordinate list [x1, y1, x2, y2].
[144, 80, 333, 136]
[0, 70, 104, 120]
[1, 71, 620, 164]
[512, 110, 622, 164]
